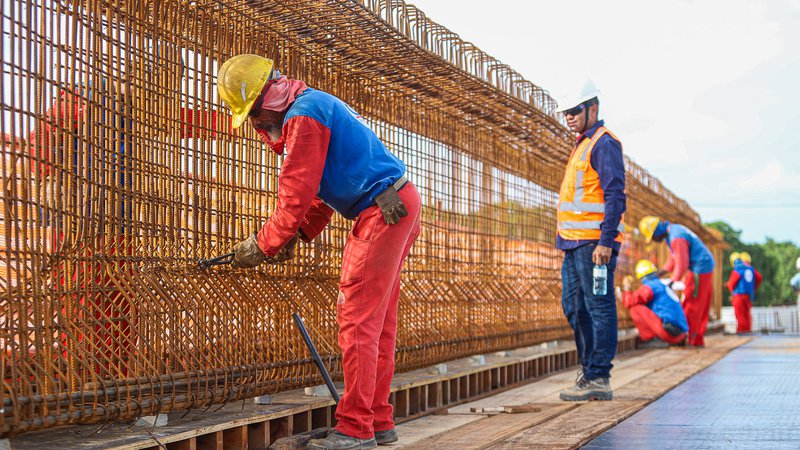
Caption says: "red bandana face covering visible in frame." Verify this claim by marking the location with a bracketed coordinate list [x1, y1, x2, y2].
[260, 76, 306, 111]
[253, 123, 285, 155]
[249, 76, 307, 155]
[266, 134, 285, 155]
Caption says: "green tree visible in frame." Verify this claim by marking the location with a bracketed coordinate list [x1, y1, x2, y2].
[706, 221, 799, 306]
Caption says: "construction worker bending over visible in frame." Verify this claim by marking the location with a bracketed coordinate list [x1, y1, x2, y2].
[639, 217, 715, 347]
[726, 252, 762, 334]
[217, 55, 421, 450]
[620, 260, 689, 347]
[555, 80, 626, 402]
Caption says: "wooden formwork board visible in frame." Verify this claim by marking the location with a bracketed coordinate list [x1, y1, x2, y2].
[8, 333, 638, 449]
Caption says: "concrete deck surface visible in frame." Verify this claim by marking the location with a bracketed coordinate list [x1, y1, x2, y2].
[586, 335, 800, 450]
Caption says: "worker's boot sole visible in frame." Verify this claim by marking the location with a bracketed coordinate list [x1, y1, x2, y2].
[375, 429, 398, 445]
[587, 392, 613, 401]
[307, 430, 377, 450]
[307, 441, 377, 450]
[559, 390, 613, 401]
[637, 339, 669, 349]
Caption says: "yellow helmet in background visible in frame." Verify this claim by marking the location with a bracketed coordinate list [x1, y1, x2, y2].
[635, 259, 658, 279]
[729, 252, 741, 267]
[638, 216, 661, 243]
[217, 54, 274, 129]
[740, 252, 752, 264]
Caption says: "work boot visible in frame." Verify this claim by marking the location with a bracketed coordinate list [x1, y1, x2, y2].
[374, 428, 398, 445]
[559, 374, 589, 401]
[638, 338, 669, 349]
[559, 377, 613, 401]
[307, 430, 377, 450]
[671, 337, 688, 347]
[663, 322, 684, 337]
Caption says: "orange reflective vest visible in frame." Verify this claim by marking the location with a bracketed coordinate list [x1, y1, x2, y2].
[557, 126, 624, 243]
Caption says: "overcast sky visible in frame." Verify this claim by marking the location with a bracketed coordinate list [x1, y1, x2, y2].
[409, 0, 800, 244]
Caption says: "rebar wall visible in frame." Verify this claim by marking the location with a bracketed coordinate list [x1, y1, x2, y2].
[1, 0, 724, 436]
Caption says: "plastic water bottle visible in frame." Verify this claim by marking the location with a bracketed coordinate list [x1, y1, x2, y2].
[593, 264, 608, 296]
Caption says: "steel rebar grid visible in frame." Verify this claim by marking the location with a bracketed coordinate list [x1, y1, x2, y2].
[0, 0, 726, 436]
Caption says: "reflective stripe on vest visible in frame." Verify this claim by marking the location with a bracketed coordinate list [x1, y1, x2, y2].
[559, 221, 626, 232]
[573, 132, 598, 204]
[558, 201, 605, 213]
[557, 126, 624, 242]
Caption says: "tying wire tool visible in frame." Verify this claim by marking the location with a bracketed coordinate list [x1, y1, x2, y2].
[197, 252, 235, 270]
[196, 255, 339, 402]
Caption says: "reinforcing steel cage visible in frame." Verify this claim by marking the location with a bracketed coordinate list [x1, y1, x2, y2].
[0, 0, 725, 436]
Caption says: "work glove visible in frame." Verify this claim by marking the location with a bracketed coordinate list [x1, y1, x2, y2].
[231, 234, 268, 269]
[373, 186, 408, 225]
[272, 233, 299, 263]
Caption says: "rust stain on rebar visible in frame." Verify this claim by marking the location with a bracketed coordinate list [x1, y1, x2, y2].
[0, 0, 725, 436]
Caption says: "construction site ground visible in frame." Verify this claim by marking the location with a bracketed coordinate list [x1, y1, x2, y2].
[8, 323, 797, 450]
[8, 332, 637, 450]
[393, 334, 753, 449]
[12, 327, 785, 450]
[587, 335, 800, 450]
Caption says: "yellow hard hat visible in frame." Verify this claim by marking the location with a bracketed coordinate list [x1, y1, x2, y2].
[635, 259, 658, 279]
[740, 252, 751, 264]
[638, 216, 660, 243]
[217, 54, 275, 129]
[729, 252, 741, 267]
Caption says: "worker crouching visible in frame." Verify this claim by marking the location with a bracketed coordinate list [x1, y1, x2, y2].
[638, 216, 715, 347]
[621, 260, 689, 347]
[217, 54, 421, 450]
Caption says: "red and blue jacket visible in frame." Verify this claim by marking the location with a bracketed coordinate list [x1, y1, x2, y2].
[726, 260, 762, 300]
[659, 222, 715, 280]
[255, 88, 405, 257]
[623, 274, 689, 333]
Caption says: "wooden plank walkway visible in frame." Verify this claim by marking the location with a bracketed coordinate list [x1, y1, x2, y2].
[8, 333, 638, 450]
[394, 334, 750, 450]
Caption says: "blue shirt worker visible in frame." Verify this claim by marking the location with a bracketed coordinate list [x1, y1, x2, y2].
[638, 217, 715, 347]
[726, 252, 762, 334]
[791, 257, 800, 292]
[621, 260, 689, 346]
[217, 55, 421, 450]
[555, 80, 626, 402]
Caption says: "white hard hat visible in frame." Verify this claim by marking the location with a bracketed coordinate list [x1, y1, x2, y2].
[796, 256, 800, 270]
[556, 79, 601, 112]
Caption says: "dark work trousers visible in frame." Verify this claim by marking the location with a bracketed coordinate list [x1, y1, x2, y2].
[560, 242, 618, 380]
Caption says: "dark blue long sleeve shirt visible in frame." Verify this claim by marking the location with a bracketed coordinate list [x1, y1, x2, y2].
[556, 120, 627, 251]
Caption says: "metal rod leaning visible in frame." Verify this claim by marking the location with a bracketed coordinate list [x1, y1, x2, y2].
[292, 312, 341, 404]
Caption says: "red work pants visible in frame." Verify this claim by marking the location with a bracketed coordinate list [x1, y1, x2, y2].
[682, 271, 713, 346]
[334, 183, 421, 439]
[732, 294, 752, 333]
[628, 305, 687, 345]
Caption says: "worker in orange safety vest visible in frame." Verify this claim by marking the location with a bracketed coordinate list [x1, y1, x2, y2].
[555, 79, 626, 402]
